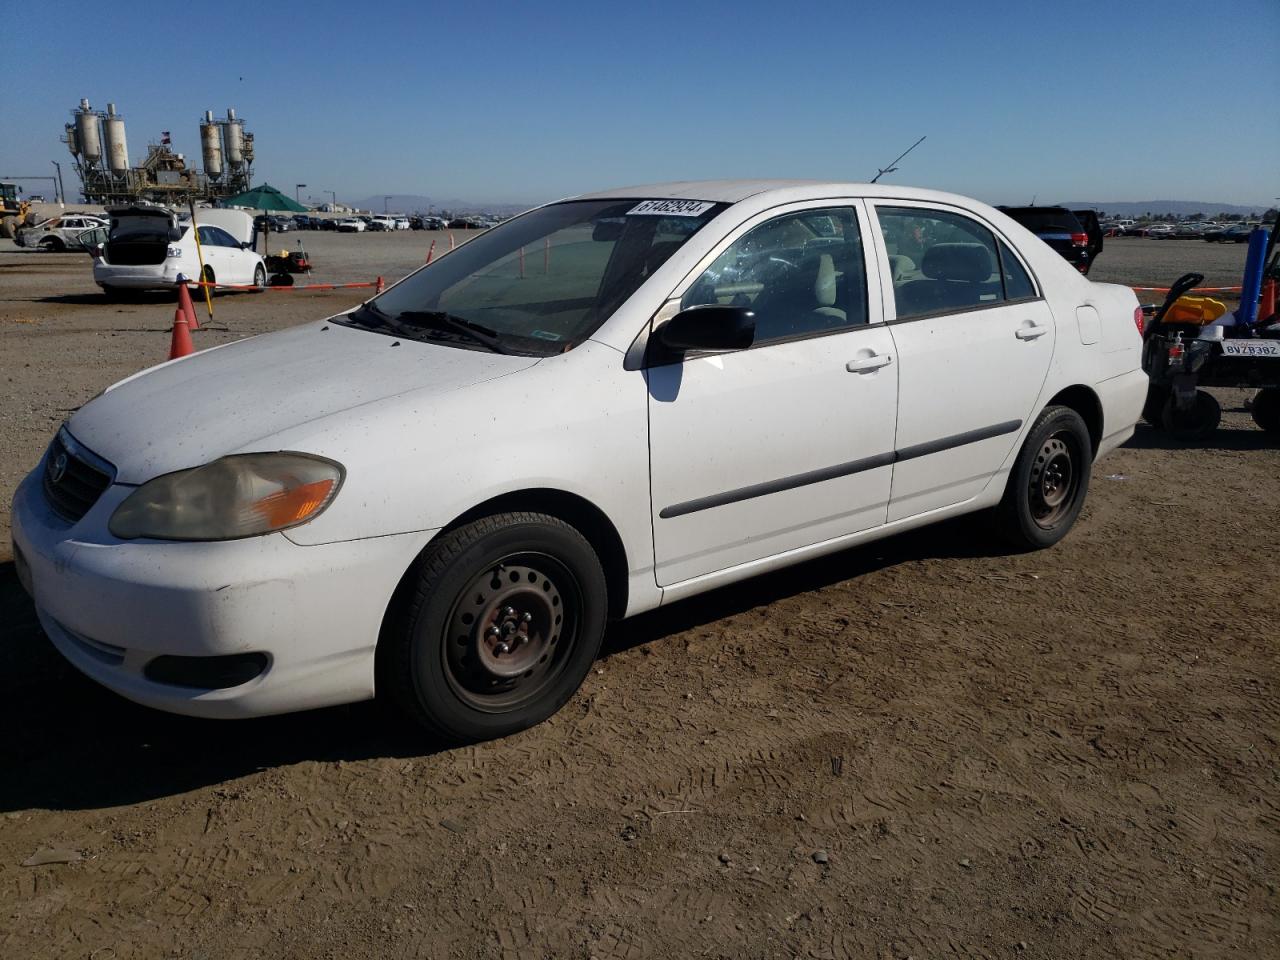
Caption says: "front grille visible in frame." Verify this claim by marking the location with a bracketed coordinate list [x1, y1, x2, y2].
[42, 430, 113, 523]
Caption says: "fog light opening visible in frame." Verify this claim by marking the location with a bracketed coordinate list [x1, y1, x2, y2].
[144, 652, 270, 690]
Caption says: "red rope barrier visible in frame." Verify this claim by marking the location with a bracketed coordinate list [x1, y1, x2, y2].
[191, 280, 379, 292]
[1131, 285, 1243, 293]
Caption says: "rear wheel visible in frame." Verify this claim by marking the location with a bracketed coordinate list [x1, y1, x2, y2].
[1250, 387, 1280, 433]
[996, 405, 1092, 550]
[380, 512, 607, 743]
[1161, 390, 1220, 441]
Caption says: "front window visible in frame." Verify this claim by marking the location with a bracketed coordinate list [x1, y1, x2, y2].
[681, 207, 868, 344]
[342, 199, 726, 355]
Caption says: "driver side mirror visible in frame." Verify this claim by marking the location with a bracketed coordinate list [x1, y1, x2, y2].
[657, 304, 755, 353]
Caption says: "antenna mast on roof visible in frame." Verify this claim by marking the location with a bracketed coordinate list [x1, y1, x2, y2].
[870, 135, 927, 184]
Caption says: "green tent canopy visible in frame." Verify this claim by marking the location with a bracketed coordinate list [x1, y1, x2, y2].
[221, 183, 307, 213]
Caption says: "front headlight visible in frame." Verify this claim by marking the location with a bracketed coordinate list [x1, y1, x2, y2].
[166, 244, 183, 258]
[109, 453, 344, 541]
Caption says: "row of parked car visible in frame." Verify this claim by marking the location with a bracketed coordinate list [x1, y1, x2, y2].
[257, 214, 497, 233]
[1100, 219, 1258, 241]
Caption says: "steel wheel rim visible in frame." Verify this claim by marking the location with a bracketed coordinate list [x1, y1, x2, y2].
[441, 552, 579, 712]
[1028, 432, 1079, 528]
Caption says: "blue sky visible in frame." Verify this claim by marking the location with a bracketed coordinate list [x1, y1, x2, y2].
[3, 0, 1277, 208]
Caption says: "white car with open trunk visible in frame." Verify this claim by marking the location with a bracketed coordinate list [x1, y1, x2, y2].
[92, 207, 266, 297]
[12, 180, 1147, 741]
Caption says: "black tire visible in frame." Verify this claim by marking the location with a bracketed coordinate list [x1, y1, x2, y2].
[40, 236, 66, 252]
[200, 264, 215, 293]
[253, 263, 267, 289]
[1142, 384, 1170, 426]
[996, 405, 1092, 550]
[380, 512, 607, 743]
[1161, 390, 1221, 441]
[1250, 387, 1280, 433]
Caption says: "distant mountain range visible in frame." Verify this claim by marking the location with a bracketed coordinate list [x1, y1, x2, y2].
[351, 194, 532, 215]
[1057, 200, 1273, 217]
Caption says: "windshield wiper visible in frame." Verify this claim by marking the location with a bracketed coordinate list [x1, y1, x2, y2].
[394, 310, 510, 354]
[345, 300, 390, 327]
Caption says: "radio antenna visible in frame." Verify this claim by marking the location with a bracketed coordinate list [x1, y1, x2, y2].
[870, 135, 927, 184]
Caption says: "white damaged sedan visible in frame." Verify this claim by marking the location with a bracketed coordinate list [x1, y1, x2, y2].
[11, 181, 1147, 741]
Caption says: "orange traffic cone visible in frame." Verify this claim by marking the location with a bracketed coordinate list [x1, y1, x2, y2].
[448, 232, 455, 251]
[376, 275, 385, 294]
[176, 277, 199, 330]
[169, 308, 194, 360]
[425, 239, 435, 264]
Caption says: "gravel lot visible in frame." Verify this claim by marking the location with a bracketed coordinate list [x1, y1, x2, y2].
[1, 233, 1275, 960]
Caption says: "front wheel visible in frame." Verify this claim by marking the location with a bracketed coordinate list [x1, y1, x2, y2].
[1142, 384, 1170, 426]
[380, 512, 607, 743]
[253, 263, 267, 289]
[995, 405, 1092, 550]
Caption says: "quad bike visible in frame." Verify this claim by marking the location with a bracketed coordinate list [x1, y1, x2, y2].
[1141, 263, 1280, 441]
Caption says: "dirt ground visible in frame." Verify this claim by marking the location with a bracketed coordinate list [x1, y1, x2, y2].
[0, 234, 1275, 959]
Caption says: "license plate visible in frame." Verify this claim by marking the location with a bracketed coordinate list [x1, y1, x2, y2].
[13, 542, 33, 598]
[1220, 339, 1280, 358]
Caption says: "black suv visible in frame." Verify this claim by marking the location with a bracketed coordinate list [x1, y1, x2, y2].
[998, 206, 1103, 275]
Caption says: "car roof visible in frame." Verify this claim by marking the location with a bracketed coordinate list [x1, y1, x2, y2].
[569, 179, 976, 206]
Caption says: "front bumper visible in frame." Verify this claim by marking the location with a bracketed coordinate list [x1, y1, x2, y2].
[11, 468, 433, 718]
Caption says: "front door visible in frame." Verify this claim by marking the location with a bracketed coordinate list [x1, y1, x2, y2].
[647, 203, 898, 587]
[870, 203, 1055, 522]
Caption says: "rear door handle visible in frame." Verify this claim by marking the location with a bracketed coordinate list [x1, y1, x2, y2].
[1015, 324, 1049, 340]
[846, 354, 893, 373]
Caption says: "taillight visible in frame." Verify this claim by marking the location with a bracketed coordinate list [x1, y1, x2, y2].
[1133, 306, 1144, 335]
[1070, 232, 1089, 246]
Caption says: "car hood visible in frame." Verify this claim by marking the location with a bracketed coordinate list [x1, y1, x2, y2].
[68, 320, 540, 484]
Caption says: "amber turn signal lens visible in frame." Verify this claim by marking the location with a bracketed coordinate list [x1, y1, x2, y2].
[250, 478, 337, 529]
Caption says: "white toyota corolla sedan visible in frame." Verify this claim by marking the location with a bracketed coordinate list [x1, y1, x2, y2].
[12, 181, 1147, 741]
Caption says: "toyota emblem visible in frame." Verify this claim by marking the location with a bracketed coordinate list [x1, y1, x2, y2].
[49, 452, 69, 484]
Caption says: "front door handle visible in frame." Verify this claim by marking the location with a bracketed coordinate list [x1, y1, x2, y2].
[846, 354, 893, 373]
[1015, 323, 1050, 340]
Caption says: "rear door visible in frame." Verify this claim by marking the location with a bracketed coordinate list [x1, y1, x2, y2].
[870, 203, 1055, 521]
[647, 201, 898, 585]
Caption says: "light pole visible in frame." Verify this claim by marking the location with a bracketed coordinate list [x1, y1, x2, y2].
[383, 195, 391, 214]
[51, 160, 65, 205]
[296, 183, 307, 204]
[327, 190, 336, 212]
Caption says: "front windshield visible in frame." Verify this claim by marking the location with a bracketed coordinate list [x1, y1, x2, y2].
[342, 198, 726, 355]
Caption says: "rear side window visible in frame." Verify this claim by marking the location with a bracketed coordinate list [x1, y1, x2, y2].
[876, 207, 1003, 320]
[998, 240, 1036, 300]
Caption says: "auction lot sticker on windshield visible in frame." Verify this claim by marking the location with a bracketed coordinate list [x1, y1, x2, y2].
[628, 199, 715, 217]
[1220, 340, 1280, 358]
